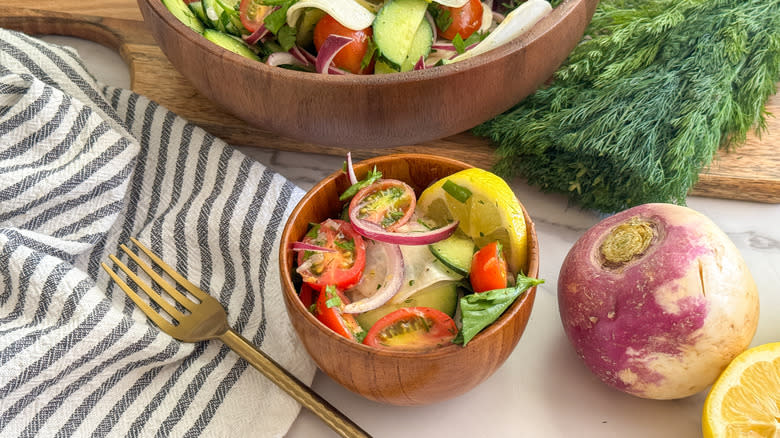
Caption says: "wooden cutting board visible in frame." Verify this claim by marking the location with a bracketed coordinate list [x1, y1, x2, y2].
[2, 1, 778, 203]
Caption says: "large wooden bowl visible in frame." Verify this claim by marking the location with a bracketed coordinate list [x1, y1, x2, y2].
[278, 153, 540, 405]
[137, 0, 597, 149]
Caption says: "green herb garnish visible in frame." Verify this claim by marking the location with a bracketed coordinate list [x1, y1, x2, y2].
[339, 166, 383, 201]
[334, 238, 355, 252]
[306, 223, 321, 239]
[354, 329, 367, 344]
[427, 4, 452, 33]
[324, 285, 342, 309]
[452, 34, 466, 54]
[442, 180, 472, 203]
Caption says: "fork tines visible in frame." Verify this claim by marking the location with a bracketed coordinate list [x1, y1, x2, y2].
[101, 237, 204, 328]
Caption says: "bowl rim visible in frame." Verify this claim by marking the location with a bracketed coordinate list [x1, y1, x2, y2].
[141, 0, 589, 85]
[279, 153, 540, 358]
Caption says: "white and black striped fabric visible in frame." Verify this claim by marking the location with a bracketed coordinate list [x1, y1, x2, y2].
[0, 28, 316, 437]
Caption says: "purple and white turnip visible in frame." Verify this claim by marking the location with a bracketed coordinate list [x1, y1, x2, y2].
[558, 203, 759, 400]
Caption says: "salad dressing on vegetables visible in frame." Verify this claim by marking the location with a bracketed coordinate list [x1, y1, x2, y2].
[163, 0, 553, 74]
[291, 156, 543, 350]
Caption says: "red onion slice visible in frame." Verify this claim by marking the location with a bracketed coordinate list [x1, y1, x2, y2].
[289, 46, 311, 65]
[316, 34, 353, 74]
[299, 47, 318, 64]
[432, 42, 457, 51]
[343, 241, 404, 313]
[243, 26, 269, 45]
[299, 47, 347, 74]
[291, 242, 336, 253]
[414, 55, 426, 70]
[346, 152, 357, 185]
[434, 40, 480, 53]
[242, 6, 277, 45]
[349, 213, 459, 245]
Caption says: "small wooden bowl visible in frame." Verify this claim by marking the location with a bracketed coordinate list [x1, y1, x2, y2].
[137, 0, 597, 149]
[278, 153, 540, 405]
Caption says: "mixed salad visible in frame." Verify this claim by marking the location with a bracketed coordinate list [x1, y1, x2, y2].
[292, 155, 543, 351]
[162, 0, 553, 74]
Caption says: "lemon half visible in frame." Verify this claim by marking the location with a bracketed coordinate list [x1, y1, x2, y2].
[703, 342, 780, 437]
[417, 168, 528, 273]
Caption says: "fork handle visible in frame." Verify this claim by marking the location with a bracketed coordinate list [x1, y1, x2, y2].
[219, 329, 371, 438]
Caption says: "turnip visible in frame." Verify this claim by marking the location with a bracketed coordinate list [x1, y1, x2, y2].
[558, 203, 759, 400]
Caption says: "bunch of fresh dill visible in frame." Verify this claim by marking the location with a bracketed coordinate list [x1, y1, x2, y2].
[474, 0, 780, 213]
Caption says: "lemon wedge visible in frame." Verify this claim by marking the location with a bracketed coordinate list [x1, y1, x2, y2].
[417, 168, 528, 273]
[703, 342, 780, 438]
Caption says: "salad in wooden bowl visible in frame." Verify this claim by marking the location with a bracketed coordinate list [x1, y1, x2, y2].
[138, 0, 598, 148]
[278, 153, 541, 405]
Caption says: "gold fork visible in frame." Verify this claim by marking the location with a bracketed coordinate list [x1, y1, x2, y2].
[101, 237, 370, 438]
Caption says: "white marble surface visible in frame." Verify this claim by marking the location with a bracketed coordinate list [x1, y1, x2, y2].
[45, 36, 780, 438]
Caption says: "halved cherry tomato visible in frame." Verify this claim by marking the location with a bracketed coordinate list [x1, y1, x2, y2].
[363, 307, 458, 350]
[434, 0, 483, 41]
[296, 219, 366, 292]
[315, 286, 364, 341]
[348, 179, 416, 231]
[239, 0, 272, 33]
[299, 283, 318, 310]
[470, 241, 508, 293]
[313, 14, 374, 74]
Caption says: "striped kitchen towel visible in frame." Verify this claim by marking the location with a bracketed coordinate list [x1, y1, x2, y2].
[0, 28, 317, 437]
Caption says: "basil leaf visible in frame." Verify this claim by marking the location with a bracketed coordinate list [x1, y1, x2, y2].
[455, 273, 544, 346]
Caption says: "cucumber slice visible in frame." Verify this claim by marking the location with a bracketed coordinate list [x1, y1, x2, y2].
[373, 0, 428, 68]
[355, 282, 459, 331]
[162, 0, 205, 33]
[187, 1, 209, 25]
[375, 20, 433, 73]
[203, 0, 243, 35]
[429, 231, 476, 276]
[373, 58, 399, 74]
[400, 18, 433, 72]
[203, 29, 260, 60]
[295, 8, 326, 49]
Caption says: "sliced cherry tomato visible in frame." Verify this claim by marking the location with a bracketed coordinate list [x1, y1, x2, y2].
[470, 241, 508, 293]
[239, 0, 272, 33]
[348, 179, 416, 231]
[313, 14, 374, 74]
[434, 0, 483, 41]
[296, 219, 366, 292]
[315, 286, 365, 341]
[299, 283, 318, 311]
[363, 307, 458, 351]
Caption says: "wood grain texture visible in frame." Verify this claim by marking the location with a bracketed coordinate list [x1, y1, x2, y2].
[135, 0, 599, 148]
[1, 2, 777, 202]
[278, 154, 539, 405]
